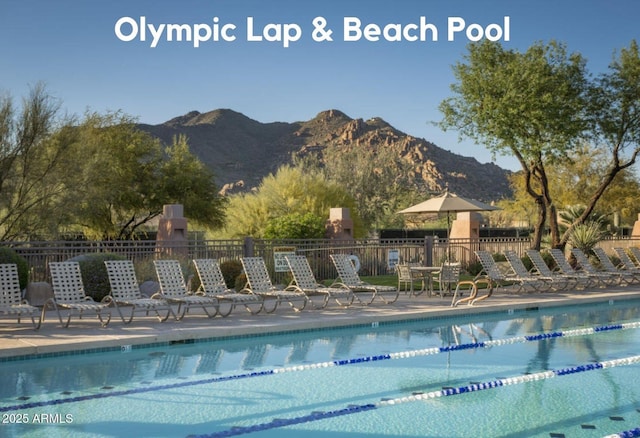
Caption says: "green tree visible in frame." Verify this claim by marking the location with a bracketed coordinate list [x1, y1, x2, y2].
[439, 40, 589, 250]
[317, 145, 422, 231]
[158, 135, 226, 231]
[218, 165, 361, 238]
[0, 83, 77, 240]
[62, 113, 226, 239]
[564, 40, 640, 245]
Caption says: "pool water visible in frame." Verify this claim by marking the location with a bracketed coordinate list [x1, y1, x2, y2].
[2, 300, 640, 438]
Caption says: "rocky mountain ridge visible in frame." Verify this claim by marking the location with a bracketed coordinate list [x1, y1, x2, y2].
[138, 109, 512, 201]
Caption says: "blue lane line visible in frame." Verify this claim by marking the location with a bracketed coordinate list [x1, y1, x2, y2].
[185, 404, 377, 438]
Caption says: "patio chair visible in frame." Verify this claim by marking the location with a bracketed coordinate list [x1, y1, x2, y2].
[592, 247, 639, 285]
[503, 250, 553, 292]
[571, 248, 625, 286]
[44, 261, 111, 328]
[433, 262, 460, 297]
[103, 260, 175, 323]
[396, 263, 427, 296]
[613, 247, 640, 273]
[153, 260, 220, 320]
[192, 259, 263, 315]
[329, 254, 399, 305]
[285, 255, 355, 308]
[474, 250, 544, 294]
[0, 263, 42, 329]
[426, 261, 477, 305]
[240, 257, 308, 313]
[525, 249, 580, 290]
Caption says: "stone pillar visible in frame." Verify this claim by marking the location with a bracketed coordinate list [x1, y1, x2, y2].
[449, 212, 481, 239]
[632, 214, 640, 237]
[325, 208, 354, 240]
[156, 204, 188, 257]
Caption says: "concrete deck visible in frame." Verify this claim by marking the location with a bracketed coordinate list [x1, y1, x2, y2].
[2, 286, 640, 360]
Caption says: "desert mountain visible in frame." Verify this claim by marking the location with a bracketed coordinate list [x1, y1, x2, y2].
[138, 109, 512, 201]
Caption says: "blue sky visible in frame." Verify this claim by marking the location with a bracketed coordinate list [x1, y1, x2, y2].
[1, 0, 638, 170]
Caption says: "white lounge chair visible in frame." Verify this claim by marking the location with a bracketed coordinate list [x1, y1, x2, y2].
[45, 261, 112, 327]
[503, 250, 553, 292]
[474, 250, 543, 294]
[0, 263, 42, 329]
[240, 257, 308, 313]
[525, 249, 580, 290]
[548, 248, 601, 288]
[329, 254, 399, 305]
[591, 247, 639, 285]
[104, 260, 175, 323]
[154, 260, 220, 319]
[285, 255, 355, 308]
[629, 247, 640, 267]
[613, 247, 640, 273]
[571, 248, 624, 286]
[192, 259, 263, 315]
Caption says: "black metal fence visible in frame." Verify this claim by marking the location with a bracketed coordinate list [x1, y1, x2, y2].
[4, 236, 537, 283]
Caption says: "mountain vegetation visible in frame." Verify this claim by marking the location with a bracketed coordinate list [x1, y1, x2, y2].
[138, 108, 513, 202]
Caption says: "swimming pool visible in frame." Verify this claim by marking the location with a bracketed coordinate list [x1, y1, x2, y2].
[2, 300, 640, 438]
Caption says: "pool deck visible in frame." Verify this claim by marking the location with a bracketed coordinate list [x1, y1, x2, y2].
[2, 285, 640, 360]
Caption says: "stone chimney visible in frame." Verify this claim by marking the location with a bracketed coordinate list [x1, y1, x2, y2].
[156, 204, 188, 256]
[325, 208, 354, 240]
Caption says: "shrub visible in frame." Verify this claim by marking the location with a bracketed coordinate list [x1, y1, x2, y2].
[220, 259, 243, 289]
[263, 212, 326, 239]
[0, 247, 29, 289]
[465, 260, 483, 277]
[235, 273, 247, 291]
[72, 253, 126, 301]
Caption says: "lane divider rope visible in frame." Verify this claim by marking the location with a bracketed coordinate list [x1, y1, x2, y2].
[188, 354, 640, 437]
[605, 428, 640, 437]
[2, 321, 639, 414]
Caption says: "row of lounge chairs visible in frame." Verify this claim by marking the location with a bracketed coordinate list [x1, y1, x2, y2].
[474, 247, 640, 294]
[0, 253, 400, 329]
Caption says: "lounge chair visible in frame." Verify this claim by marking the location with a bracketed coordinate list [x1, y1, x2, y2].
[525, 249, 581, 290]
[503, 250, 553, 291]
[0, 263, 42, 329]
[192, 259, 263, 315]
[45, 261, 111, 327]
[285, 255, 355, 308]
[548, 248, 601, 288]
[103, 260, 175, 323]
[591, 247, 639, 285]
[153, 260, 220, 319]
[613, 247, 640, 273]
[570, 248, 625, 286]
[474, 250, 543, 293]
[629, 247, 640, 267]
[329, 254, 399, 305]
[240, 257, 308, 313]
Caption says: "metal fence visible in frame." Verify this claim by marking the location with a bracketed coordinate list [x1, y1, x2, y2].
[5, 236, 639, 284]
[3, 236, 526, 283]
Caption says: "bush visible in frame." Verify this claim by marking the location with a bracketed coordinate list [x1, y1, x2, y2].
[0, 247, 29, 290]
[465, 260, 483, 277]
[72, 253, 126, 301]
[235, 273, 247, 291]
[220, 259, 243, 289]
